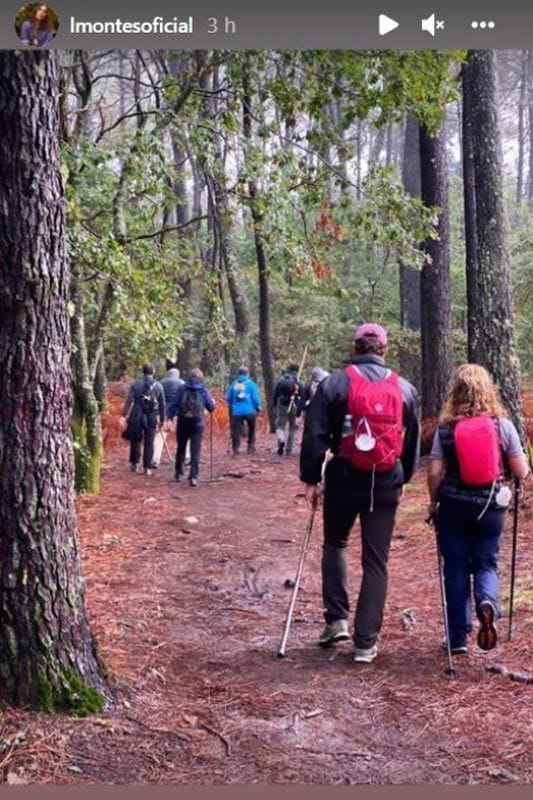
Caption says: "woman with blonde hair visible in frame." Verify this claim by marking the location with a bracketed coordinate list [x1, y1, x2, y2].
[427, 364, 528, 654]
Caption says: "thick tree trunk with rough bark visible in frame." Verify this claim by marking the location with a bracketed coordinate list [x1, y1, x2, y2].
[398, 114, 422, 390]
[466, 50, 524, 437]
[242, 55, 276, 431]
[0, 50, 107, 711]
[419, 122, 452, 419]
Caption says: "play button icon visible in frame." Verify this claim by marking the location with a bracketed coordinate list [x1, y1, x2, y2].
[379, 14, 399, 36]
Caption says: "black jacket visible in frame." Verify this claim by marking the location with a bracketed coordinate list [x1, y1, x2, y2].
[299, 355, 420, 488]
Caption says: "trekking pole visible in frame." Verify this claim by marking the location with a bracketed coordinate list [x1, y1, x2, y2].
[507, 477, 521, 642]
[427, 513, 456, 678]
[209, 412, 214, 483]
[159, 425, 173, 464]
[277, 499, 317, 659]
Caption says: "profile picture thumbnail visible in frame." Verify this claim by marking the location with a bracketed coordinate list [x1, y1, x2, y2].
[14, 3, 59, 47]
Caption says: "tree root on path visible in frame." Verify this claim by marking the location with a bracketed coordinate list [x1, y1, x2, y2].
[485, 665, 533, 683]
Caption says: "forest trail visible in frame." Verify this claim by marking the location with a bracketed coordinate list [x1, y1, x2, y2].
[2, 432, 532, 785]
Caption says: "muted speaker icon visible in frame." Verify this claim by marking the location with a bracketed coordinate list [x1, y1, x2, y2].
[422, 13, 445, 36]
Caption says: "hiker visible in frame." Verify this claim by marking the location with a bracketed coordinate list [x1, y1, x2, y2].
[427, 364, 529, 654]
[166, 368, 215, 486]
[120, 364, 166, 476]
[298, 366, 330, 418]
[300, 323, 420, 663]
[273, 363, 304, 456]
[225, 366, 262, 455]
[152, 360, 184, 469]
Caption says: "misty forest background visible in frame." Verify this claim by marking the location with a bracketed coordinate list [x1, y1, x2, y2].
[53, 49, 533, 493]
[0, 47, 532, 713]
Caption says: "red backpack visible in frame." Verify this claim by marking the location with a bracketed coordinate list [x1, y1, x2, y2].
[340, 366, 404, 471]
[454, 417, 501, 485]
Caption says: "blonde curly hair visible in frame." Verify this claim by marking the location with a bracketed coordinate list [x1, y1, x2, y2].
[439, 364, 507, 425]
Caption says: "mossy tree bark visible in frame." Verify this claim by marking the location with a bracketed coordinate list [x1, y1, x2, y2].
[0, 50, 107, 711]
[419, 121, 452, 419]
[465, 50, 525, 439]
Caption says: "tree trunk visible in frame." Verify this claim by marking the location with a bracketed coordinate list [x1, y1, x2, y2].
[242, 55, 276, 431]
[0, 50, 107, 711]
[528, 51, 533, 210]
[461, 59, 480, 360]
[516, 51, 527, 205]
[70, 261, 104, 494]
[419, 122, 452, 419]
[466, 50, 524, 437]
[198, 66, 250, 367]
[398, 115, 422, 389]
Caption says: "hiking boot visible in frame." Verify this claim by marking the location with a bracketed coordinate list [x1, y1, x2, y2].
[144, 468, 152, 477]
[189, 477, 198, 487]
[441, 640, 468, 655]
[277, 442, 285, 456]
[130, 464, 139, 473]
[477, 600, 497, 651]
[317, 619, 350, 647]
[353, 644, 378, 663]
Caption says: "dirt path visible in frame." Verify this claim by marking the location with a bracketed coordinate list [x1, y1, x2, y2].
[2, 433, 532, 785]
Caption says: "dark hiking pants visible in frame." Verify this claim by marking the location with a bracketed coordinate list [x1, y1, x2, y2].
[437, 501, 504, 649]
[175, 419, 203, 481]
[322, 458, 400, 649]
[230, 413, 256, 453]
[130, 423, 157, 470]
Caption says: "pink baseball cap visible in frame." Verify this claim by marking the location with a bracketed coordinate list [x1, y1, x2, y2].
[354, 323, 388, 346]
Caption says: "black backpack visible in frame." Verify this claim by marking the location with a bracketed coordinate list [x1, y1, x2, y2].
[179, 388, 205, 418]
[277, 375, 299, 406]
[141, 380, 158, 415]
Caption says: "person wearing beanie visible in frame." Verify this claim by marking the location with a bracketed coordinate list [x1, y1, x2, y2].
[300, 323, 420, 663]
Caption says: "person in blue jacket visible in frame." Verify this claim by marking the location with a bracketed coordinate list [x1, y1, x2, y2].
[226, 367, 262, 456]
[166, 368, 215, 486]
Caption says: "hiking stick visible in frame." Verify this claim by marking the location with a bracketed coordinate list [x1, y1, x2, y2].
[158, 425, 173, 464]
[287, 345, 308, 416]
[277, 501, 317, 658]
[507, 478, 520, 642]
[209, 412, 214, 483]
[427, 513, 456, 678]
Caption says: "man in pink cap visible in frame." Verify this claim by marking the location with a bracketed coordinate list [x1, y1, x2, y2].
[300, 322, 420, 663]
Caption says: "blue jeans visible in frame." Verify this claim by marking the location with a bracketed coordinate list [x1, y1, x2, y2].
[437, 502, 505, 648]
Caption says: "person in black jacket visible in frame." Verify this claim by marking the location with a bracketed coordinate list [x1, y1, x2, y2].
[300, 323, 420, 663]
[120, 364, 166, 476]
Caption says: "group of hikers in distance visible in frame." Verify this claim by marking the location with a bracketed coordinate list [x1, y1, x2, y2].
[119, 322, 530, 667]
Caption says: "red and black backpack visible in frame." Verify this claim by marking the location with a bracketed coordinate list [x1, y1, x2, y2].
[339, 366, 404, 471]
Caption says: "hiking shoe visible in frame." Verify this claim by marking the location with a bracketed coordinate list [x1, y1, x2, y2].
[277, 442, 285, 456]
[189, 478, 198, 487]
[353, 644, 378, 663]
[317, 619, 350, 647]
[441, 641, 468, 655]
[130, 464, 139, 473]
[477, 600, 497, 651]
[174, 473, 183, 482]
[144, 468, 152, 477]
